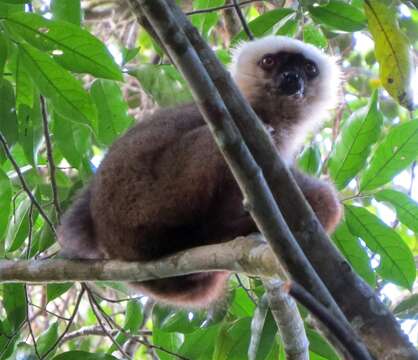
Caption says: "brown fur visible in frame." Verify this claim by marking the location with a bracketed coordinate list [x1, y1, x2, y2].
[58, 38, 342, 308]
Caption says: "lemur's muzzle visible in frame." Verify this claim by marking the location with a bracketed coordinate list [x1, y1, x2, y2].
[277, 71, 305, 97]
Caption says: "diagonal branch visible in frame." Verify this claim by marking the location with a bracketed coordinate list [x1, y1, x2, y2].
[40, 96, 61, 220]
[130, 1, 418, 359]
[130, 2, 373, 359]
[132, 0, 347, 325]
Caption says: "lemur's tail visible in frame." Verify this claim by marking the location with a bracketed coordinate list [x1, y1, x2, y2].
[57, 187, 104, 259]
[131, 272, 230, 308]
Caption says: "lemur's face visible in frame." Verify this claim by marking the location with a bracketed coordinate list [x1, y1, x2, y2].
[229, 36, 340, 117]
[257, 51, 320, 99]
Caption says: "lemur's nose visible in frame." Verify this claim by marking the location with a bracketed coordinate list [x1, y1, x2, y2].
[278, 71, 304, 96]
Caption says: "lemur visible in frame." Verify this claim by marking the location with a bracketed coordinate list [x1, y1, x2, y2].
[58, 36, 342, 308]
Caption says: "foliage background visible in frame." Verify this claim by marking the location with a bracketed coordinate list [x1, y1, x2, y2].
[0, 0, 417, 359]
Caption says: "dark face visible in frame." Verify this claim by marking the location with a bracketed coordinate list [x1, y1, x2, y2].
[258, 51, 319, 98]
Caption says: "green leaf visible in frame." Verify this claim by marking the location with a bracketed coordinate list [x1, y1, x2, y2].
[129, 64, 192, 107]
[306, 328, 339, 360]
[38, 322, 59, 359]
[3, 283, 26, 331]
[298, 144, 321, 176]
[124, 299, 143, 331]
[364, 0, 414, 109]
[191, 0, 225, 39]
[51, 0, 81, 26]
[0, 168, 11, 249]
[90, 79, 133, 146]
[329, 91, 383, 190]
[5, 192, 31, 252]
[5, 12, 122, 80]
[14, 50, 35, 108]
[360, 120, 418, 191]
[179, 325, 219, 360]
[47, 283, 73, 303]
[152, 329, 182, 360]
[303, 24, 328, 49]
[375, 189, 418, 234]
[152, 305, 206, 334]
[0, 0, 29, 3]
[233, 8, 295, 42]
[18, 102, 43, 167]
[0, 3, 24, 16]
[121, 47, 139, 66]
[0, 79, 18, 146]
[52, 351, 118, 360]
[309, 1, 366, 32]
[276, 19, 298, 37]
[53, 111, 91, 168]
[108, 299, 142, 353]
[0, 32, 8, 82]
[214, 318, 252, 360]
[27, 207, 55, 258]
[332, 221, 376, 286]
[345, 205, 416, 289]
[393, 293, 418, 320]
[230, 287, 256, 318]
[19, 43, 96, 130]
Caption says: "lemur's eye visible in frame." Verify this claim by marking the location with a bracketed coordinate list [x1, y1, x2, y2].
[260, 54, 276, 70]
[305, 61, 318, 77]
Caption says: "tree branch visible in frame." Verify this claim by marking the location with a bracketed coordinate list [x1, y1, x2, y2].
[0, 236, 279, 283]
[264, 280, 309, 360]
[286, 281, 372, 360]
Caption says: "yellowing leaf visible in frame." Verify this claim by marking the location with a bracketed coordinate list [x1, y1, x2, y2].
[364, 0, 414, 109]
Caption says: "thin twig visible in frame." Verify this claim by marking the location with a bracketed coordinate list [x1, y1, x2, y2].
[84, 284, 132, 359]
[286, 281, 371, 360]
[0, 132, 55, 233]
[60, 325, 151, 344]
[40, 288, 85, 360]
[235, 274, 257, 304]
[28, 301, 71, 321]
[86, 285, 189, 360]
[25, 286, 41, 359]
[232, 0, 254, 39]
[185, 0, 262, 16]
[26, 204, 34, 259]
[40, 96, 61, 220]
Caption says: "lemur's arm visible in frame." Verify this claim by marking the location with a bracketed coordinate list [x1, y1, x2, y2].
[291, 168, 342, 233]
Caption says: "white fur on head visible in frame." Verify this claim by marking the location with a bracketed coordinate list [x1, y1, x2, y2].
[229, 35, 340, 109]
[229, 36, 341, 161]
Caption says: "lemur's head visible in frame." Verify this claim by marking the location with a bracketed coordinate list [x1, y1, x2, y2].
[230, 36, 341, 159]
